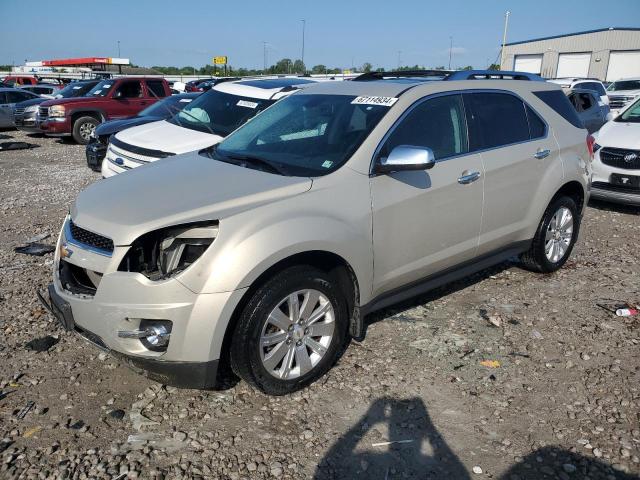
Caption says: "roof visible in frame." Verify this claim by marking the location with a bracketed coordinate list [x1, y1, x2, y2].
[505, 27, 640, 46]
[213, 77, 320, 100]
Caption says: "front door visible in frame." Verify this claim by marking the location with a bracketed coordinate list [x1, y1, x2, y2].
[371, 94, 484, 297]
[111, 80, 147, 118]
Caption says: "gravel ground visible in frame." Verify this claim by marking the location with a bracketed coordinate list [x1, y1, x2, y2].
[0, 129, 639, 480]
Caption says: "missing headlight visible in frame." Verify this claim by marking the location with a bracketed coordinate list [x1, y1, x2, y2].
[119, 221, 218, 280]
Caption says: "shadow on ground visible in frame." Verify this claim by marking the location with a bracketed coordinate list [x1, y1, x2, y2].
[314, 397, 638, 480]
[589, 199, 640, 216]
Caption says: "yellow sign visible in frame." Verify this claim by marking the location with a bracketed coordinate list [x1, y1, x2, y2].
[213, 56, 228, 65]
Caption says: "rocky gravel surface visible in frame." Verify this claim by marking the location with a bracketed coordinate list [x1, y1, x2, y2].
[0, 129, 639, 479]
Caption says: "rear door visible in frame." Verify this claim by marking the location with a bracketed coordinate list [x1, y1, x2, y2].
[111, 80, 146, 118]
[145, 80, 168, 103]
[371, 93, 484, 296]
[464, 91, 554, 254]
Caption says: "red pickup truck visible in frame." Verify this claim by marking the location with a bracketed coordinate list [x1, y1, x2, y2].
[38, 77, 171, 144]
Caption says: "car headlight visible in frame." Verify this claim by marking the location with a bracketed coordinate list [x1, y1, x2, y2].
[48, 105, 66, 118]
[25, 105, 39, 113]
[118, 221, 218, 280]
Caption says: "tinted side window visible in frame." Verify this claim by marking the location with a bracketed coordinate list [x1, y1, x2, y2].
[146, 80, 167, 98]
[381, 94, 468, 160]
[533, 90, 584, 129]
[525, 105, 546, 138]
[464, 92, 529, 150]
[116, 81, 142, 98]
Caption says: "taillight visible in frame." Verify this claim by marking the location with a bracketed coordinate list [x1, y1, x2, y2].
[586, 134, 595, 160]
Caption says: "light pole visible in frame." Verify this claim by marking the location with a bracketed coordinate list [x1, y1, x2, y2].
[500, 11, 510, 70]
[301, 19, 306, 73]
[448, 36, 453, 69]
[263, 41, 267, 73]
[117, 40, 121, 58]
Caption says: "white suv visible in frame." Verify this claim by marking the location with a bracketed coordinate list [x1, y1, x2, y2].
[46, 71, 591, 395]
[101, 77, 320, 178]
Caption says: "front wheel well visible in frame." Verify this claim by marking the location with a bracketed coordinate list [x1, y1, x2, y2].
[553, 181, 585, 215]
[217, 251, 360, 384]
[71, 111, 103, 124]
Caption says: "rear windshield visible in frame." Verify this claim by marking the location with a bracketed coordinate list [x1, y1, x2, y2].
[533, 90, 584, 129]
[607, 80, 640, 92]
[168, 89, 275, 136]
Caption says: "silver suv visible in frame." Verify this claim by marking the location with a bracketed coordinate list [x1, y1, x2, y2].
[44, 71, 592, 395]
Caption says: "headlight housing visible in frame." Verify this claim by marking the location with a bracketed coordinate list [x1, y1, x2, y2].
[119, 221, 218, 280]
[25, 105, 39, 113]
[48, 105, 66, 118]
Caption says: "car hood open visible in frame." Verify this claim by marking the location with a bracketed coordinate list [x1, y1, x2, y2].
[595, 120, 640, 150]
[114, 120, 223, 155]
[71, 151, 312, 246]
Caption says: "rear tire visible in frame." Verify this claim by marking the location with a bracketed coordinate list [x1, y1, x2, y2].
[520, 196, 580, 273]
[72, 116, 99, 145]
[230, 266, 349, 395]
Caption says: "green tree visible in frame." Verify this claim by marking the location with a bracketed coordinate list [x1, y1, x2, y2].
[311, 64, 327, 74]
[488, 63, 501, 70]
[361, 62, 372, 73]
[460, 65, 474, 71]
[293, 59, 306, 74]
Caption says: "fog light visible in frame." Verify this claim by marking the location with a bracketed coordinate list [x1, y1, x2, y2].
[118, 320, 172, 352]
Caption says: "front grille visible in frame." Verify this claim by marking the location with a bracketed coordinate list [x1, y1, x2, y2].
[13, 107, 25, 116]
[592, 181, 640, 194]
[69, 220, 114, 253]
[600, 148, 640, 170]
[38, 106, 48, 118]
[609, 96, 635, 109]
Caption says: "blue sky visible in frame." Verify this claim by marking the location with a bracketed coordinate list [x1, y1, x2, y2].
[1, 0, 639, 70]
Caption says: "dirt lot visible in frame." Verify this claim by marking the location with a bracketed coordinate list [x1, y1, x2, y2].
[0, 129, 639, 480]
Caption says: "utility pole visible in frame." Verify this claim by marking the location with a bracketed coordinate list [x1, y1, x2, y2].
[263, 41, 267, 73]
[117, 40, 121, 58]
[500, 11, 510, 70]
[448, 36, 453, 69]
[301, 19, 306, 73]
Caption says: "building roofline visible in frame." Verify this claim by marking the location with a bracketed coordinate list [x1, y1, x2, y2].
[505, 27, 640, 46]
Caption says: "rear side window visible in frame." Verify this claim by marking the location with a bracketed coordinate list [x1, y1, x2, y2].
[381, 94, 469, 160]
[581, 82, 606, 97]
[115, 81, 142, 98]
[464, 92, 529, 150]
[525, 105, 546, 138]
[533, 90, 584, 129]
[146, 80, 167, 98]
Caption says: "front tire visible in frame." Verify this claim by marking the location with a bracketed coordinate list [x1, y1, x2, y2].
[230, 266, 349, 395]
[72, 116, 99, 145]
[520, 196, 580, 273]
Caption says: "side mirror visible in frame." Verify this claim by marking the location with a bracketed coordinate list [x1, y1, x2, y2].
[375, 145, 436, 174]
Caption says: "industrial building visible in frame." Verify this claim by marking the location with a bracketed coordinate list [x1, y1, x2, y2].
[500, 27, 640, 81]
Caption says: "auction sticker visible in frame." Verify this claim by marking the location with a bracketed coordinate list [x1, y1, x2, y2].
[237, 100, 258, 109]
[351, 96, 398, 107]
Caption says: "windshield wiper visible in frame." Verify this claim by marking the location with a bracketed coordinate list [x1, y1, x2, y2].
[226, 154, 290, 176]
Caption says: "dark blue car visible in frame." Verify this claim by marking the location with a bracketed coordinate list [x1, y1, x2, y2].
[85, 93, 199, 171]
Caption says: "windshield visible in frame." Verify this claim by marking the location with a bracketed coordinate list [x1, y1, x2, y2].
[87, 80, 115, 97]
[54, 82, 96, 99]
[616, 97, 640, 123]
[211, 94, 391, 176]
[607, 80, 640, 92]
[139, 96, 192, 118]
[168, 89, 274, 136]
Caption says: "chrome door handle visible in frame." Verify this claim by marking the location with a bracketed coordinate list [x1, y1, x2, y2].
[458, 170, 481, 184]
[534, 149, 551, 159]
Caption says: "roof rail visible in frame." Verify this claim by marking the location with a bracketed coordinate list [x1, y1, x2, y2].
[445, 70, 545, 81]
[352, 69, 453, 81]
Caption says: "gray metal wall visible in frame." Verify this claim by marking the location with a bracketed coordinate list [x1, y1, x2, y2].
[501, 29, 640, 80]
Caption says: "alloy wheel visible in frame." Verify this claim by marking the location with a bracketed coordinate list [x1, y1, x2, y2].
[545, 206, 573, 263]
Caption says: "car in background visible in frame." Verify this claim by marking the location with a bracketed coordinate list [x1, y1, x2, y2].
[0, 88, 40, 128]
[38, 77, 171, 144]
[86, 93, 199, 171]
[13, 80, 100, 134]
[566, 88, 609, 133]
[20, 84, 60, 98]
[591, 96, 640, 205]
[606, 78, 640, 115]
[3, 75, 38, 87]
[548, 78, 609, 105]
[184, 79, 211, 92]
[101, 77, 319, 177]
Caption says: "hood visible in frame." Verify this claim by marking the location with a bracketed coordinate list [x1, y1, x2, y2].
[95, 116, 162, 137]
[15, 98, 46, 108]
[71, 151, 312, 245]
[114, 120, 222, 154]
[594, 120, 640, 150]
[40, 96, 105, 108]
